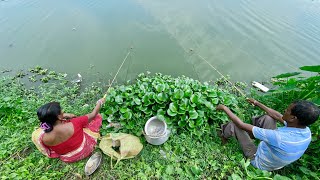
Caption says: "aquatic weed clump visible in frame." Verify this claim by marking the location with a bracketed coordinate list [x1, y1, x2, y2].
[100, 73, 241, 137]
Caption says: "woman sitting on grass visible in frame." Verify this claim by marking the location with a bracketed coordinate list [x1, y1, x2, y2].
[32, 98, 105, 163]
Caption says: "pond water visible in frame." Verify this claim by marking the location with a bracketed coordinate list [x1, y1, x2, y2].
[1, 0, 319, 84]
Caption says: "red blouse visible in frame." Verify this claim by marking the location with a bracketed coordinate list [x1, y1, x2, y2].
[46, 116, 89, 154]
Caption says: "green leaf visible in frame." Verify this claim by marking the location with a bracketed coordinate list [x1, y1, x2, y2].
[164, 116, 173, 125]
[272, 72, 301, 79]
[123, 111, 132, 119]
[188, 120, 195, 128]
[207, 90, 217, 98]
[157, 109, 165, 116]
[127, 120, 135, 129]
[204, 101, 214, 110]
[28, 118, 36, 123]
[273, 174, 291, 180]
[211, 98, 219, 105]
[133, 112, 142, 118]
[142, 95, 150, 104]
[178, 120, 187, 127]
[155, 92, 166, 103]
[189, 109, 198, 119]
[191, 166, 201, 175]
[196, 118, 204, 126]
[184, 88, 193, 97]
[3, 97, 11, 102]
[167, 109, 177, 117]
[157, 114, 165, 121]
[310, 97, 320, 106]
[175, 167, 183, 174]
[197, 110, 204, 118]
[143, 109, 152, 116]
[139, 106, 148, 112]
[220, 114, 229, 123]
[115, 95, 123, 104]
[223, 96, 233, 106]
[190, 92, 201, 104]
[180, 98, 189, 111]
[165, 165, 174, 175]
[173, 89, 184, 100]
[155, 84, 165, 92]
[134, 98, 141, 105]
[120, 107, 129, 114]
[178, 108, 186, 115]
[300, 65, 320, 72]
[305, 76, 320, 82]
[190, 102, 196, 107]
[169, 102, 178, 113]
[279, 84, 298, 91]
[105, 107, 116, 115]
[231, 173, 242, 180]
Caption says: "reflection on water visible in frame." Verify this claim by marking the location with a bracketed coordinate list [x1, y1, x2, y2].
[0, 0, 319, 84]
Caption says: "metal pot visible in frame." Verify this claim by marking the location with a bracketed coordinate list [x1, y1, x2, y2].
[144, 116, 170, 145]
[144, 129, 170, 145]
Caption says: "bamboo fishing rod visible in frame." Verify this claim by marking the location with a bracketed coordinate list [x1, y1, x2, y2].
[187, 48, 248, 98]
[103, 49, 132, 99]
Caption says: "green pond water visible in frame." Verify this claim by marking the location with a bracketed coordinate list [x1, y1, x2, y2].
[1, 0, 319, 84]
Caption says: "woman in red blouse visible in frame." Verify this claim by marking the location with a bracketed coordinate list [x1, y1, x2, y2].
[32, 98, 105, 163]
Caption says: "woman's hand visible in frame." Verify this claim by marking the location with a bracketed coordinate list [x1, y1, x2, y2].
[86, 97, 106, 123]
[63, 113, 77, 119]
[96, 98, 106, 107]
[246, 98, 257, 106]
[216, 104, 226, 111]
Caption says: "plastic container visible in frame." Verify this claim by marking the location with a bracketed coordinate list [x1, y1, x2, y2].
[252, 81, 269, 92]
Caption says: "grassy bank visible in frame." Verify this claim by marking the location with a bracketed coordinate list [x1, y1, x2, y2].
[0, 66, 319, 179]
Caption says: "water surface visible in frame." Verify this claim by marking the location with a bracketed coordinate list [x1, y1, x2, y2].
[1, 0, 319, 84]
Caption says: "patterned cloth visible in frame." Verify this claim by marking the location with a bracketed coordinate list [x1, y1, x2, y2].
[32, 114, 102, 163]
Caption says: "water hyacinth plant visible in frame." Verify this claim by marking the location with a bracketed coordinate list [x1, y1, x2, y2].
[101, 73, 239, 137]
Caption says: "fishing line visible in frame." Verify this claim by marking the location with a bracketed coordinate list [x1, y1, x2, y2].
[196, 53, 247, 98]
[103, 48, 132, 98]
[183, 47, 201, 81]
[185, 48, 248, 98]
[183, 48, 254, 121]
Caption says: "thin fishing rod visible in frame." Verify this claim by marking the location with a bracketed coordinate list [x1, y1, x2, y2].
[184, 48, 247, 98]
[103, 49, 132, 98]
[195, 52, 247, 98]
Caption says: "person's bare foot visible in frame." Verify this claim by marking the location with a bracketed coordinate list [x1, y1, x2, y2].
[217, 129, 228, 145]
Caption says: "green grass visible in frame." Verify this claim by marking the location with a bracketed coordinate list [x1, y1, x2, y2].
[0, 67, 318, 179]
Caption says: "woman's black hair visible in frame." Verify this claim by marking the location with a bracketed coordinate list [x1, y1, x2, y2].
[291, 100, 320, 126]
[37, 102, 61, 133]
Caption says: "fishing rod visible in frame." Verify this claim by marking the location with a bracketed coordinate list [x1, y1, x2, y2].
[103, 48, 132, 99]
[187, 48, 248, 98]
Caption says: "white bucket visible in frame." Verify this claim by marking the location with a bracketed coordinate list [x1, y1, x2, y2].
[144, 116, 170, 145]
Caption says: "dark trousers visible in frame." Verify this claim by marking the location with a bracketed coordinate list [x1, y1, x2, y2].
[221, 115, 277, 159]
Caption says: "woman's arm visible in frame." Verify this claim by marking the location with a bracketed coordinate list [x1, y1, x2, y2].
[86, 98, 105, 123]
[247, 98, 284, 124]
[63, 113, 77, 119]
[216, 104, 254, 133]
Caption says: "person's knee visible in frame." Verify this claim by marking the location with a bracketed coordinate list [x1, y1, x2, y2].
[263, 115, 275, 122]
[261, 115, 277, 129]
